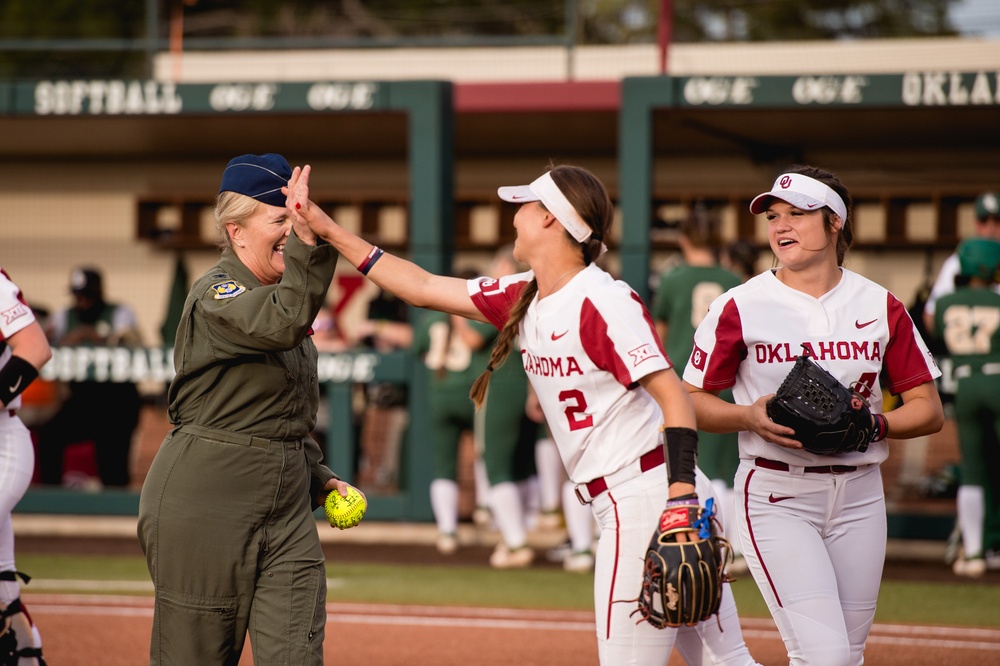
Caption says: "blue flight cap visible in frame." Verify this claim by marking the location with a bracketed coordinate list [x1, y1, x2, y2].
[219, 154, 292, 208]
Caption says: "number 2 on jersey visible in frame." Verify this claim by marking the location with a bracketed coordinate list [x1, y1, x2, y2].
[559, 389, 594, 431]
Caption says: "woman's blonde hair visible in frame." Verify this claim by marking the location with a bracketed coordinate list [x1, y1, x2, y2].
[469, 165, 613, 408]
[213, 191, 262, 251]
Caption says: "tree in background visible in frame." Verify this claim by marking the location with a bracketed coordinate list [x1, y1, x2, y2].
[0, 0, 147, 79]
[672, 0, 959, 41]
[179, 0, 962, 42]
[0, 0, 967, 80]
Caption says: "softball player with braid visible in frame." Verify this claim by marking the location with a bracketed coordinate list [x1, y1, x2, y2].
[683, 165, 943, 665]
[0, 268, 51, 665]
[288, 163, 759, 665]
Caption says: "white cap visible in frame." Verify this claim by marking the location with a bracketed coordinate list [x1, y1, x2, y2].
[498, 172, 593, 243]
[749, 172, 848, 222]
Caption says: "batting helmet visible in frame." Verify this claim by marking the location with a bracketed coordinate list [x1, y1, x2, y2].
[974, 192, 1000, 222]
[957, 238, 1000, 282]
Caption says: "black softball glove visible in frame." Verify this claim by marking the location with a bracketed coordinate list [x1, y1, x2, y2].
[766, 351, 875, 455]
[633, 497, 730, 628]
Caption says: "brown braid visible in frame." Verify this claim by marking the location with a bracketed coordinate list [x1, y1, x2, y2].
[469, 279, 538, 409]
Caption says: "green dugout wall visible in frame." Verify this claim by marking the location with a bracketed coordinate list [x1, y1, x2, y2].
[619, 70, 1000, 301]
[14, 79, 453, 522]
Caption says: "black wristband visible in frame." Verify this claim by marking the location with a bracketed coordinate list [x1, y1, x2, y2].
[663, 426, 698, 487]
[0, 355, 39, 407]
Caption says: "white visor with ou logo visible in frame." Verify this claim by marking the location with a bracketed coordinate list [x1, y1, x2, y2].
[750, 173, 847, 222]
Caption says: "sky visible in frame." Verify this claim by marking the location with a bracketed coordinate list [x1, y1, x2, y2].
[949, 0, 1000, 37]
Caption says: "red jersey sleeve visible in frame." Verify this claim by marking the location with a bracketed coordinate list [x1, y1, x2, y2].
[881, 291, 940, 394]
[467, 272, 531, 331]
[699, 298, 747, 391]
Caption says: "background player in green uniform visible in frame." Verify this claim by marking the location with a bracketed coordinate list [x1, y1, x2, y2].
[472, 324, 543, 568]
[933, 238, 1000, 577]
[462, 247, 545, 568]
[412, 297, 493, 555]
[651, 208, 746, 570]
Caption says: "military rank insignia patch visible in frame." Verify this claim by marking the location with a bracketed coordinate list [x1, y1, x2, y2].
[211, 279, 246, 299]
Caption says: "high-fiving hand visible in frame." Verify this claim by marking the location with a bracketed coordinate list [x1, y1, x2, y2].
[284, 165, 317, 245]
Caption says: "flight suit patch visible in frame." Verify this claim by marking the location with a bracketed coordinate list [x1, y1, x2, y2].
[211, 280, 246, 300]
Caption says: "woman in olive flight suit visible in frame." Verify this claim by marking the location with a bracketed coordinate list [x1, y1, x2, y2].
[138, 154, 358, 665]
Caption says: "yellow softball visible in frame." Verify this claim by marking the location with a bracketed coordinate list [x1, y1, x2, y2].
[325, 486, 367, 530]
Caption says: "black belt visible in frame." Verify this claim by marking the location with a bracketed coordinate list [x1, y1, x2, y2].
[755, 457, 857, 475]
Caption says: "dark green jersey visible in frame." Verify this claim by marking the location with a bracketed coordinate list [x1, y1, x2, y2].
[412, 311, 492, 391]
[935, 286, 1000, 371]
[652, 264, 741, 371]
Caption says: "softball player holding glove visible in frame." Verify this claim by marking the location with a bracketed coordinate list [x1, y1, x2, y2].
[290, 163, 760, 665]
[683, 165, 943, 665]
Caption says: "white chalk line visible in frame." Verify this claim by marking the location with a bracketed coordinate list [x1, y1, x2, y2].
[24, 594, 1000, 651]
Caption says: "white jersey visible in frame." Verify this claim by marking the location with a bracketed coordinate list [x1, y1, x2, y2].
[684, 268, 940, 467]
[0, 269, 38, 411]
[468, 264, 671, 484]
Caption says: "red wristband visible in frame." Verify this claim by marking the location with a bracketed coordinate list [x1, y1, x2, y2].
[871, 413, 889, 442]
[356, 246, 384, 275]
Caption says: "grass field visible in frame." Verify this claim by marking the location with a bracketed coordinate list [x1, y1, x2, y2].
[17, 553, 1000, 629]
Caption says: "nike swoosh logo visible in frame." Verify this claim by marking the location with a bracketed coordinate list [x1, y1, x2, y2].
[855, 318, 877, 329]
[551, 331, 568, 341]
[805, 202, 820, 208]
[768, 493, 794, 503]
[8, 377, 21, 393]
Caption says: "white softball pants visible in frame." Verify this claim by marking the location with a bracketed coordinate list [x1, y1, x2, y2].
[0, 414, 34, 603]
[590, 466, 758, 666]
[735, 460, 885, 666]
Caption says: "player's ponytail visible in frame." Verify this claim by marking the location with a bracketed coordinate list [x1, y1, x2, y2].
[469, 279, 538, 409]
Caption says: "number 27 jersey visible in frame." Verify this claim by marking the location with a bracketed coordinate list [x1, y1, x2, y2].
[468, 264, 671, 484]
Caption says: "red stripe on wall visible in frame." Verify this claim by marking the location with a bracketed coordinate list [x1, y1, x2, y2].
[455, 81, 621, 113]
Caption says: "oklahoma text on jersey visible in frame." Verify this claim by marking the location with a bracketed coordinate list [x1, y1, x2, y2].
[521, 349, 584, 377]
[755, 340, 882, 363]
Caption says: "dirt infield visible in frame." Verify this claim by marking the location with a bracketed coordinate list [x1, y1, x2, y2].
[13, 534, 1000, 665]
[26, 593, 1000, 666]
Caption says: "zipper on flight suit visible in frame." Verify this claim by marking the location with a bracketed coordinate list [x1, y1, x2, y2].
[260, 439, 289, 554]
[260, 345, 303, 553]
